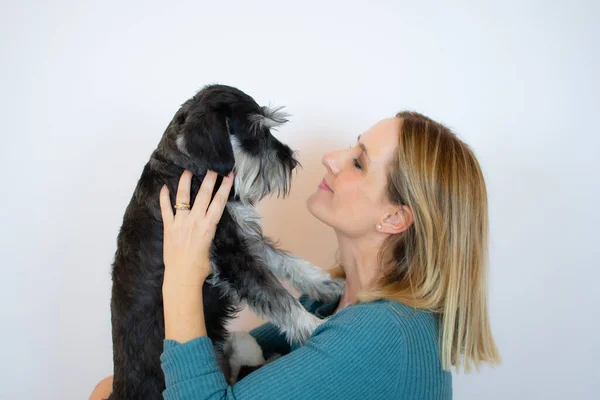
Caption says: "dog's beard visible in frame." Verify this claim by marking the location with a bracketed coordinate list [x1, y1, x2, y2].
[230, 136, 295, 205]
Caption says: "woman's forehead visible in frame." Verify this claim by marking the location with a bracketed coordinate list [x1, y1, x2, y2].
[359, 118, 400, 162]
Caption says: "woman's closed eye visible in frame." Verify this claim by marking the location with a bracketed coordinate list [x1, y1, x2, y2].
[348, 146, 363, 170]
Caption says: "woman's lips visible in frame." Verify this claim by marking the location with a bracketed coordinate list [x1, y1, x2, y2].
[318, 179, 333, 192]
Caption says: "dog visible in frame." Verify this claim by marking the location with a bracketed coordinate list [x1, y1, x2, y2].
[222, 331, 283, 384]
[109, 84, 342, 399]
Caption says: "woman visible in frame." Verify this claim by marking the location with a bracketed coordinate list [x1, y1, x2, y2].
[91, 111, 500, 399]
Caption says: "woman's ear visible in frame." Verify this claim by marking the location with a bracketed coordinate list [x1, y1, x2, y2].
[378, 205, 414, 234]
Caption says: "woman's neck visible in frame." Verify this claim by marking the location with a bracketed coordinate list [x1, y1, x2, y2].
[333, 233, 385, 313]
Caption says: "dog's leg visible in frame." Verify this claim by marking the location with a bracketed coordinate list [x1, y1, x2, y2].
[210, 263, 321, 344]
[223, 332, 265, 384]
[262, 245, 344, 302]
[226, 203, 344, 302]
[109, 289, 165, 400]
[212, 212, 323, 344]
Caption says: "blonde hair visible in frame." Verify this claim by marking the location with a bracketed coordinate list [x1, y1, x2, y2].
[328, 111, 500, 372]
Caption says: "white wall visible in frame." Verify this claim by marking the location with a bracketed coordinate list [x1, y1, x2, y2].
[1, 0, 598, 398]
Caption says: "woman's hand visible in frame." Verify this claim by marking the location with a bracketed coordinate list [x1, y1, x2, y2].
[159, 169, 234, 288]
[159, 169, 234, 343]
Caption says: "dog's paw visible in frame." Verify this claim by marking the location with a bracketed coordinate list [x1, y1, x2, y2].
[288, 312, 332, 343]
[311, 278, 345, 302]
[223, 331, 265, 384]
[284, 309, 320, 344]
[312, 314, 330, 329]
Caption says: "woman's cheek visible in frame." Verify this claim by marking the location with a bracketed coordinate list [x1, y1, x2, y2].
[337, 182, 362, 214]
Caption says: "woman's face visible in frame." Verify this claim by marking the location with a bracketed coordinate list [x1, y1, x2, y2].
[307, 117, 401, 237]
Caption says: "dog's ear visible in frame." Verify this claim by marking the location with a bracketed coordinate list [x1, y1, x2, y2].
[176, 110, 235, 175]
[248, 105, 290, 134]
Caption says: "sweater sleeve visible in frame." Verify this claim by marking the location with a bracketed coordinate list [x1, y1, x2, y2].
[160, 303, 403, 400]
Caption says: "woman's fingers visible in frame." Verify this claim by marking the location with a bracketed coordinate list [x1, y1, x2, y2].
[174, 170, 193, 217]
[159, 185, 174, 227]
[167, 170, 233, 227]
[191, 170, 218, 218]
[206, 172, 234, 226]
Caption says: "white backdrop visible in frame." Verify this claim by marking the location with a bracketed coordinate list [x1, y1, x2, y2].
[1, 0, 598, 398]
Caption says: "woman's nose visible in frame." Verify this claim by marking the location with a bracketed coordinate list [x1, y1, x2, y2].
[322, 151, 341, 175]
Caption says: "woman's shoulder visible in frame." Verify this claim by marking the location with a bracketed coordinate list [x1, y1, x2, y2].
[302, 295, 439, 341]
[297, 294, 440, 343]
[364, 299, 441, 341]
[298, 296, 451, 397]
[331, 300, 450, 384]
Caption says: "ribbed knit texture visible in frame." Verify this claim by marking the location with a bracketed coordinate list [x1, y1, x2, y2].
[160, 294, 452, 399]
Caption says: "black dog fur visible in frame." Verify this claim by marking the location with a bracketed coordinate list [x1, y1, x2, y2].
[109, 84, 339, 399]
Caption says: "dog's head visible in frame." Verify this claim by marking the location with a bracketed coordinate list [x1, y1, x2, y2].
[164, 84, 299, 205]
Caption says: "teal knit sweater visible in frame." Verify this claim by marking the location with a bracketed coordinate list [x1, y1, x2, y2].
[160, 294, 452, 399]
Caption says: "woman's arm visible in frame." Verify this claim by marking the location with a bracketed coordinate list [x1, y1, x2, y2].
[161, 304, 403, 400]
[159, 170, 234, 343]
[89, 376, 113, 400]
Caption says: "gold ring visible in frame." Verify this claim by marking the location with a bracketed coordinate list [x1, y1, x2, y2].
[174, 203, 191, 210]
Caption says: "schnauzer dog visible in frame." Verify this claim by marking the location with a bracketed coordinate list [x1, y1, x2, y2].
[109, 84, 342, 399]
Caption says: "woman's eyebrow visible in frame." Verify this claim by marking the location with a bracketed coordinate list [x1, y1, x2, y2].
[357, 135, 371, 162]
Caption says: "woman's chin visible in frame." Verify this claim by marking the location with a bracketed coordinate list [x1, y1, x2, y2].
[306, 193, 332, 227]
[306, 192, 318, 214]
